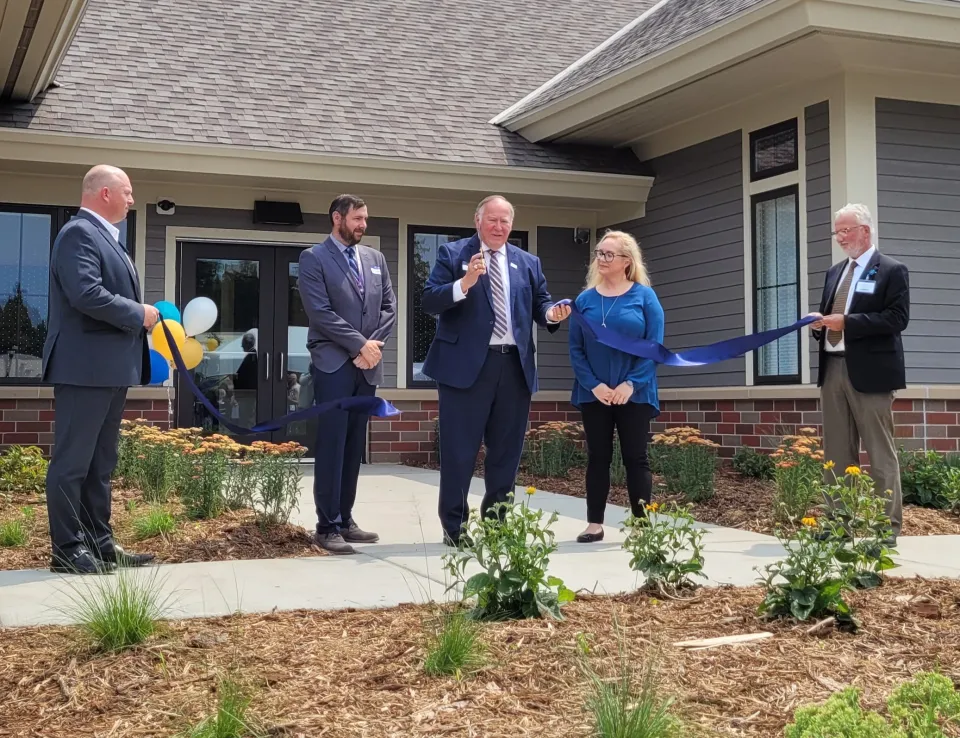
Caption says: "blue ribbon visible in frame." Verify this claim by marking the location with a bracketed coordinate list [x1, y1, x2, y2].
[558, 299, 816, 366]
[159, 321, 400, 436]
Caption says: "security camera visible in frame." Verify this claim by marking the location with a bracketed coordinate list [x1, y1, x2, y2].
[156, 199, 176, 215]
[574, 227, 591, 245]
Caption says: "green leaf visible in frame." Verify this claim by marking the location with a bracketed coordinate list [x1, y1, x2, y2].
[464, 573, 494, 598]
[557, 586, 576, 603]
[546, 575, 564, 588]
[790, 596, 815, 621]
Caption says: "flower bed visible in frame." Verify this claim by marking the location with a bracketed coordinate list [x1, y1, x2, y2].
[0, 424, 318, 572]
[1, 578, 957, 737]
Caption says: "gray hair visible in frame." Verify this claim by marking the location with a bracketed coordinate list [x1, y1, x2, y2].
[834, 203, 877, 246]
[475, 195, 515, 221]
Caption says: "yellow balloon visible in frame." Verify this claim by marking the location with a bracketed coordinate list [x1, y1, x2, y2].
[205, 337, 219, 351]
[180, 337, 204, 370]
[151, 319, 186, 362]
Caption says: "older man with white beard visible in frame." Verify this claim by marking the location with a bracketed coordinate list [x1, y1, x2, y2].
[808, 203, 909, 544]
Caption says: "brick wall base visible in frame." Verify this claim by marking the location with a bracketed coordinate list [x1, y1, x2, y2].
[367, 397, 960, 464]
[0, 397, 173, 457]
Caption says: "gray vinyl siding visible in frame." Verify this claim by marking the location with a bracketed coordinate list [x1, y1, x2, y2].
[144, 205, 400, 388]
[537, 226, 590, 391]
[876, 98, 960, 385]
[805, 102, 832, 380]
[606, 131, 745, 387]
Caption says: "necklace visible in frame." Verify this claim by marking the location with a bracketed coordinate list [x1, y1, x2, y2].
[600, 295, 620, 328]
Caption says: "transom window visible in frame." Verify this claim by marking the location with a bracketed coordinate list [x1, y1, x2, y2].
[750, 119, 798, 181]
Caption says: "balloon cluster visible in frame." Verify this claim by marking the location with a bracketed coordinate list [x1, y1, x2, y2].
[147, 297, 218, 385]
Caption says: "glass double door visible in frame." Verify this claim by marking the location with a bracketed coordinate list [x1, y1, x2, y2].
[177, 242, 315, 455]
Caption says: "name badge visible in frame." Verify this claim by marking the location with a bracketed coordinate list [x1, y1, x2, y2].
[462, 262, 469, 272]
[370, 266, 381, 275]
[510, 262, 518, 269]
[855, 281, 876, 295]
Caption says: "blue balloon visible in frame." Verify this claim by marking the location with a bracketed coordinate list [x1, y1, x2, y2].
[155, 300, 181, 324]
[148, 349, 170, 385]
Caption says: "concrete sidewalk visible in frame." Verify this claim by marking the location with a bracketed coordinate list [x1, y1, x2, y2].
[2, 464, 959, 627]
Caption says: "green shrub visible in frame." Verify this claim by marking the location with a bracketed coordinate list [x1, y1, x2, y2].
[442, 489, 574, 621]
[732, 445, 774, 480]
[0, 445, 48, 495]
[422, 610, 486, 678]
[132, 507, 178, 540]
[180, 447, 229, 520]
[651, 428, 718, 502]
[757, 518, 856, 629]
[785, 687, 905, 738]
[245, 441, 305, 527]
[622, 502, 705, 592]
[522, 421, 584, 478]
[183, 675, 264, 738]
[899, 449, 960, 509]
[821, 464, 898, 589]
[0, 507, 34, 547]
[67, 568, 170, 652]
[771, 430, 824, 524]
[887, 671, 960, 737]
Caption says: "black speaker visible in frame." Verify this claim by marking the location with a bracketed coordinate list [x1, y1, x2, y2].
[253, 200, 304, 225]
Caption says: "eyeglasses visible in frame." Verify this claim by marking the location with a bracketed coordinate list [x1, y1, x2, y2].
[594, 249, 626, 263]
[830, 225, 865, 237]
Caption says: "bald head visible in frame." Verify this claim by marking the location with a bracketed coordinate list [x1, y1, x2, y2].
[80, 165, 134, 224]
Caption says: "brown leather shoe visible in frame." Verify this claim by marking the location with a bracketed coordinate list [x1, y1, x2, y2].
[340, 521, 379, 543]
[314, 532, 355, 555]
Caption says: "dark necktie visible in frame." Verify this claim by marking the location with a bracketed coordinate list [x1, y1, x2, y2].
[345, 246, 364, 297]
[487, 249, 508, 339]
[827, 261, 855, 346]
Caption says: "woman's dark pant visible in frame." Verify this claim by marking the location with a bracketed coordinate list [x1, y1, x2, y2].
[579, 401, 656, 524]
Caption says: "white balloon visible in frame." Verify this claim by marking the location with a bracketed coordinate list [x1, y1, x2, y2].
[182, 296, 218, 337]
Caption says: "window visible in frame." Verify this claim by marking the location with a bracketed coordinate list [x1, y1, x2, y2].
[750, 119, 798, 181]
[752, 186, 800, 383]
[407, 226, 528, 386]
[0, 205, 136, 382]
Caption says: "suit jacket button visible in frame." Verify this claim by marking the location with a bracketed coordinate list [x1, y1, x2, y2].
[489, 321, 493, 325]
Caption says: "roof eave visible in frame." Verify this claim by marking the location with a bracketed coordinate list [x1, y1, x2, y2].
[0, 0, 90, 103]
[498, 0, 960, 143]
[0, 128, 655, 207]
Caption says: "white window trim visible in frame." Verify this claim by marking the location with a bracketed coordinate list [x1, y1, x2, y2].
[742, 114, 809, 387]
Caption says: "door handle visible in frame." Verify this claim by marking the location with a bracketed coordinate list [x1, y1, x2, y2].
[277, 352, 285, 381]
[264, 352, 270, 381]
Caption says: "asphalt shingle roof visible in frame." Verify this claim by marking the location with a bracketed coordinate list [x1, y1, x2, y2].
[0, 0, 654, 175]
[499, 0, 770, 123]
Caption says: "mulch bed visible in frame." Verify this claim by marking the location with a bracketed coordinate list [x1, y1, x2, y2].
[1, 578, 958, 737]
[409, 461, 960, 536]
[0, 487, 320, 572]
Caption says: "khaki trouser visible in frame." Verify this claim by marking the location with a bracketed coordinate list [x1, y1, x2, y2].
[820, 354, 903, 536]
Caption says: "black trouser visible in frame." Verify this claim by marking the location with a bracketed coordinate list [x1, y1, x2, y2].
[45, 384, 128, 560]
[580, 401, 656, 524]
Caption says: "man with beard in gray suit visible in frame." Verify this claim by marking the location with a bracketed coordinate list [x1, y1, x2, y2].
[298, 195, 397, 554]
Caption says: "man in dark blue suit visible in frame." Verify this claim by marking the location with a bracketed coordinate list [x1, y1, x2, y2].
[43, 165, 159, 574]
[422, 195, 571, 545]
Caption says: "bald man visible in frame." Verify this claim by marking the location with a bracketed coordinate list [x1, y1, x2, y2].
[42, 165, 160, 574]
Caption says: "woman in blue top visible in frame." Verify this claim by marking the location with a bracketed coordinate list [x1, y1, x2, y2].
[569, 230, 665, 543]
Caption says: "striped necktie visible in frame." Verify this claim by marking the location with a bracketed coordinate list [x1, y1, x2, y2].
[345, 246, 364, 297]
[827, 261, 855, 346]
[487, 248, 508, 338]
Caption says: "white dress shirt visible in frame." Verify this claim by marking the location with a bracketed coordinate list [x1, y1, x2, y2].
[80, 207, 121, 244]
[453, 243, 517, 346]
[825, 245, 876, 353]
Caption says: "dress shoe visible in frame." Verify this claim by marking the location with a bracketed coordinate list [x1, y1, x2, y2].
[576, 529, 605, 543]
[50, 548, 115, 575]
[340, 521, 379, 543]
[315, 532, 356, 555]
[96, 544, 155, 568]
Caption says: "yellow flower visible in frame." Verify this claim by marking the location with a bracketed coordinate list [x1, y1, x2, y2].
[845, 465, 861, 476]
[801, 517, 817, 527]
[525, 486, 536, 496]
[823, 460, 835, 470]
[645, 502, 660, 513]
